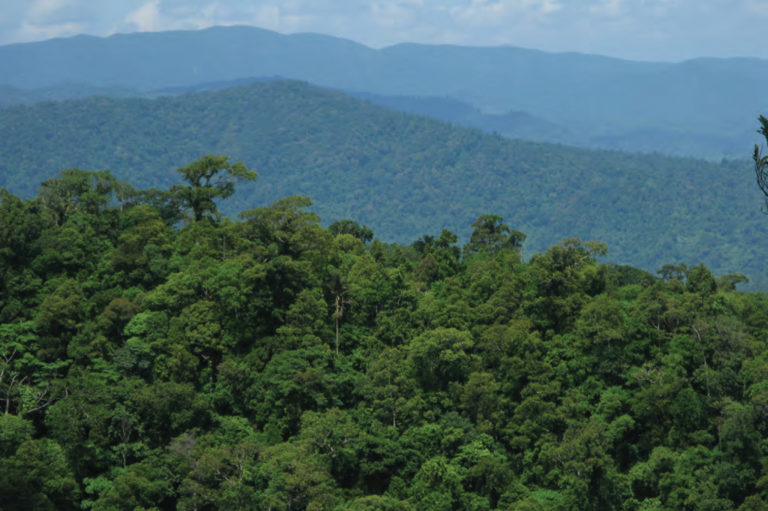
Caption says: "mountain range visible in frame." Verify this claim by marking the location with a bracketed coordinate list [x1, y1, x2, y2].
[0, 25, 766, 157]
[0, 80, 763, 287]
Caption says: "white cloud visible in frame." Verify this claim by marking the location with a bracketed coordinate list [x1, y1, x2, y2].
[249, 4, 282, 31]
[449, 0, 558, 25]
[540, 0, 563, 14]
[450, 0, 509, 24]
[28, 0, 70, 20]
[371, 2, 420, 28]
[14, 19, 83, 42]
[125, 0, 161, 32]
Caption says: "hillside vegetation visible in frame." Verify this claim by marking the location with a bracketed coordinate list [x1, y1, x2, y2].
[0, 25, 766, 156]
[0, 81, 762, 286]
[2, 164, 768, 509]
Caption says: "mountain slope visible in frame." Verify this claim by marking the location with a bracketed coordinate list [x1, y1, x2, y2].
[0, 80, 762, 284]
[0, 26, 766, 157]
[346, 91, 576, 145]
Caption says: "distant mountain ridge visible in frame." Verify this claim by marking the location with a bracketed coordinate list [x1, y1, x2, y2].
[0, 25, 766, 157]
[0, 80, 763, 286]
[0, 83, 139, 108]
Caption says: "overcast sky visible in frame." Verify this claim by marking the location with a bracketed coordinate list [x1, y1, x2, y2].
[0, 0, 765, 62]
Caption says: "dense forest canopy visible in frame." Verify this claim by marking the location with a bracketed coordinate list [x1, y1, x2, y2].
[0, 80, 764, 289]
[2, 160, 768, 509]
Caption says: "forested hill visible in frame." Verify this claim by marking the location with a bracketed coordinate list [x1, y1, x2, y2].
[2, 168, 768, 509]
[0, 80, 763, 285]
[1, 25, 767, 157]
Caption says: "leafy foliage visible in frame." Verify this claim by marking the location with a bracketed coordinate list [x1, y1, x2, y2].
[2, 165, 768, 509]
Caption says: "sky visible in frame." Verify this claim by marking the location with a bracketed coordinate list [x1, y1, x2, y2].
[0, 0, 766, 62]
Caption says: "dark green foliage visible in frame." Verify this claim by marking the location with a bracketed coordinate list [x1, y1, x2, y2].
[329, 220, 374, 243]
[464, 214, 525, 258]
[2, 165, 768, 509]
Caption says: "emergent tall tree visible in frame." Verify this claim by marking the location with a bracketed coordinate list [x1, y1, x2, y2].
[753, 115, 768, 209]
[172, 155, 256, 223]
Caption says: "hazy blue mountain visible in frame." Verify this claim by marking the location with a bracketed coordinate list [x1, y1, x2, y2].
[0, 80, 763, 286]
[0, 26, 372, 91]
[0, 82, 140, 107]
[0, 26, 766, 157]
[155, 80, 578, 144]
[150, 77, 578, 144]
[347, 91, 577, 145]
[0, 84, 34, 106]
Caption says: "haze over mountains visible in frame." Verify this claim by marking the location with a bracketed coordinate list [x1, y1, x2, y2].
[0, 80, 763, 287]
[1, 25, 766, 157]
[1, 25, 766, 284]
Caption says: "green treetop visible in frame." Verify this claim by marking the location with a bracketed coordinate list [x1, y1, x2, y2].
[172, 155, 256, 223]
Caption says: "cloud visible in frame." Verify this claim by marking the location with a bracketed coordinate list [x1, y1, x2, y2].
[115, 1, 323, 35]
[124, 0, 161, 32]
[28, 0, 70, 20]
[538, 0, 563, 15]
[248, 4, 283, 31]
[449, 0, 563, 25]
[14, 20, 84, 42]
[371, 2, 419, 28]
